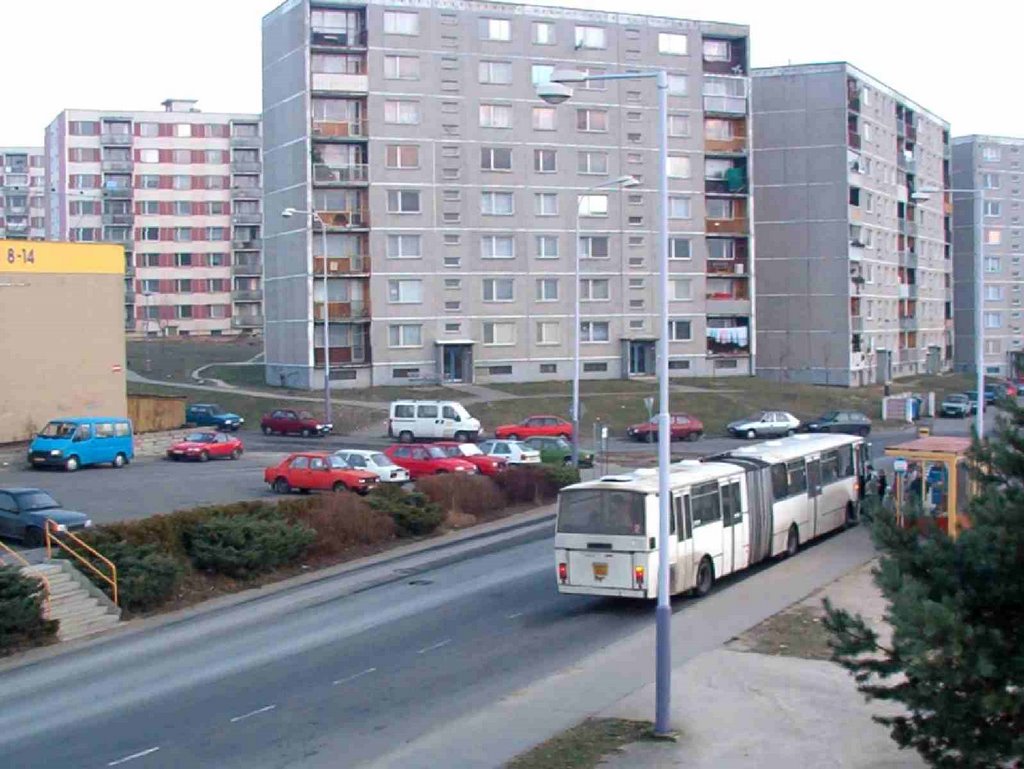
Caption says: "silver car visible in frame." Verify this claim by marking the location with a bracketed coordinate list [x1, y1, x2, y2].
[333, 450, 410, 483]
[727, 411, 801, 439]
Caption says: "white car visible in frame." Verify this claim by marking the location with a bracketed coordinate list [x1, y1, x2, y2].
[477, 439, 542, 466]
[387, 400, 482, 443]
[726, 410, 801, 439]
[333, 450, 410, 483]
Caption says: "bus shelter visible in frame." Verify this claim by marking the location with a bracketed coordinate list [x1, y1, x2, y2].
[884, 436, 974, 539]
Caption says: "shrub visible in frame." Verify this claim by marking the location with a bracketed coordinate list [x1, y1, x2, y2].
[542, 464, 581, 491]
[367, 485, 445, 537]
[285, 493, 396, 559]
[184, 510, 315, 578]
[494, 465, 577, 505]
[415, 474, 507, 518]
[0, 566, 57, 655]
[98, 541, 183, 613]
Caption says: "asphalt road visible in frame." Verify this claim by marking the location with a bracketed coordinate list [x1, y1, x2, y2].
[0, 518, 877, 769]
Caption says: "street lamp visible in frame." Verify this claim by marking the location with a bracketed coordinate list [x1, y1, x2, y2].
[282, 206, 332, 426]
[539, 67, 675, 737]
[142, 291, 155, 373]
[572, 175, 639, 468]
[913, 185, 986, 438]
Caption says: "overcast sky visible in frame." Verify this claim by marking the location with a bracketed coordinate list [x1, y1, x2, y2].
[2, 0, 1018, 146]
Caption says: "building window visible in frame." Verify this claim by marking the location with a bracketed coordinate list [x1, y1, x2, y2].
[531, 64, 555, 86]
[386, 189, 421, 214]
[533, 107, 556, 131]
[479, 17, 511, 41]
[479, 60, 513, 84]
[669, 237, 691, 259]
[534, 149, 557, 173]
[707, 238, 734, 260]
[985, 256, 1001, 273]
[384, 10, 419, 35]
[580, 321, 610, 342]
[580, 278, 610, 301]
[386, 234, 422, 259]
[384, 55, 421, 80]
[579, 235, 609, 258]
[532, 21, 555, 45]
[669, 320, 692, 341]
[702, 39, 731, 61]
[536, 278, 559, 301]
[388, 324, 422, 348]
[574, 25, 606, 49]
[578, 151, 608, 175]
[483, 277, 515, 302]
[483, 321, 516, 345]
[576, 109, 608, 132]
[388, 279, 423, 304]
[481, 234, 515, 258]
[706, 198, 734, 219]
[667, 74, 688, 95]
[481, 146, 513, 171]
[536, 235, 559, 258]
[985, 285, 1005, 302]
[176, 305, 193, 319]
[983, 146, 1001, 162]
[536, 321, 559, 345]
[668, 196, 692, 219]
[479, 104, 513, 128]
[671, 279, 692, 300]
[983, 173, 1000, 189]
[481, 191, 514, 215]
[984, 312, 1003, 329]
[658, 32, 688, 55]
[985, 229, 1002, 245]
[985, 200, 1002, 217]
[667, 155, 691, 179]
[668, 114, 690, 137]
[534, 192, 558, 216]
[386, 144, 420, 169]
[384, 100, 421, 125]
[578, 194, 607, 217]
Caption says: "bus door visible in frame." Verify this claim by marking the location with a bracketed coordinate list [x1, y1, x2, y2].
[806, 457, 823, 537]
[719, 480, 745, 576]
[671, 492, 691, 593]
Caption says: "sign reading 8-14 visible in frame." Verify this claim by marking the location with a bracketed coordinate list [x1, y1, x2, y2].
[6, 246, 35, 266]
[0, 240, 124, 275]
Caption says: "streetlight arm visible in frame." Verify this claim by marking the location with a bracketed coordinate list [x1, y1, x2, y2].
[551, 70, 660, 84]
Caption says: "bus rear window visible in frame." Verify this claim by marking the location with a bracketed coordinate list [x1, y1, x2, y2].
[557, 490, 646, 536]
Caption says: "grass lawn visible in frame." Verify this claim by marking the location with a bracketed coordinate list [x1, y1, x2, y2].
[127, 382, 383, 435]
[127, 338, 263, 383]
[505, 719, 653, 769]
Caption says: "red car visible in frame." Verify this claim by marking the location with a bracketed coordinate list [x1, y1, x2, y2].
[260, 409, 332, 437]
[264, 452, 378, 494]
[432, 441, 507, 476]
[166, 431, 244, 462]
[494, 415, 573, 441]
[626, 414, 704, 442]
[383, 444, 478, 479]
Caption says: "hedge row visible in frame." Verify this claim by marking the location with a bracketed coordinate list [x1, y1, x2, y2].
[0, 567, 58, 656]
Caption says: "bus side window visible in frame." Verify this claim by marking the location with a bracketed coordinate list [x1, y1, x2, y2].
[729, 481, 742, 524]
[771, 463, 789, 500]
[786, 459, 808, 495]
[691, 482, 721, 528]
[721, 483, 736, 526]
[669, 497, 676, 536]
[683, 495, 692, 539]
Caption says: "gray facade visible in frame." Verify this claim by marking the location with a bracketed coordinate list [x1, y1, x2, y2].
[950, 135, 1024, 378]
[0, 147, 45, 241]
[752, 63, 953, 387]
[262, 0, 752, 389]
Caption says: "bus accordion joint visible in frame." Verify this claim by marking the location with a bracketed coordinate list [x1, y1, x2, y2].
[634, 565, 645, 589]
[558, 562, 568, 583]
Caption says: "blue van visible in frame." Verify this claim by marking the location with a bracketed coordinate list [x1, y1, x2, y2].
[28, 417, 134, 472]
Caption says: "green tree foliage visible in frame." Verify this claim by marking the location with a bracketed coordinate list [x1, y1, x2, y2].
[0, 566, 58, 654]
[824, 401, 1024, 768]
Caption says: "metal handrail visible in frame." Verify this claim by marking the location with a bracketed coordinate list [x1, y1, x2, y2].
[45, 520, 118, 607]
[0, 540, 50, 617]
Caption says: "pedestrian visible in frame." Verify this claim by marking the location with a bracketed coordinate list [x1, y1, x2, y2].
[877, 470, 887, 500]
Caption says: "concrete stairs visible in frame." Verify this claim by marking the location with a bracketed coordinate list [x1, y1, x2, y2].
[21, 561, 121, 642]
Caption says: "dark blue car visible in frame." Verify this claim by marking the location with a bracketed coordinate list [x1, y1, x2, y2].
[186, 403, 244, 431]
[0, 488, 93, 547]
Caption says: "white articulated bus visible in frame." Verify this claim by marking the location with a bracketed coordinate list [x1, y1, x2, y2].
[554, 433, 869, 599]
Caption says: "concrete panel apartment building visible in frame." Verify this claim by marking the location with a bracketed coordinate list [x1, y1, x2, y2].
[950, 135, 1024, 378]
[752, 63, 953, 387]
[44, 100, 264, 337]
[0, 147, 46, 241]
[262, 0, 752, 389]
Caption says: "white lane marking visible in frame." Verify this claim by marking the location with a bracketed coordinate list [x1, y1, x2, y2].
[416, 639, 452, 655]
[333, 667, 377, 686]
[108, 747, 160, 766]
[507, 612, 523, 619]
[229, 704, 277, 723]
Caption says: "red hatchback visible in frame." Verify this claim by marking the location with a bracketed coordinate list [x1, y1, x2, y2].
[167, 431, 244, 462]
[494, 415, 573, 441]
[432, 441, 507, 476]
[626, 414, 704, 442]
[260, 409, 332, 437]
[264, 452, 378, 494]
[384, 444, 478, 479]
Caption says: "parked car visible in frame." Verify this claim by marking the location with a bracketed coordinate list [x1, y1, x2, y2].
[433, 441, 507, 476]
[494, 416, 573, 441]
[383, 444, 478, 479]
[333, 450, 410, 484]
[264, 452, 378, 495]
[28, 417, 134, 472]
[186, 403, 244, 431]
[166, 431, 243, 462]
[625, 414, 704, 442]
[993, 381, 1018, 399]
[940, 393, 973, 418]
[0, 487, 92, 546]
[477, 439, 542, 466]
[726, 411, 801, 439]
[522, 436, 594, 468]
[387, 400, 481, 443]
[965, 386, 998, 410]
[804, 411, 872, 436]
[260, 409, 332, 437]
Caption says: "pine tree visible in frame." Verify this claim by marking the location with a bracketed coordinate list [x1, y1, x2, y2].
[824, 399, 1024, 768]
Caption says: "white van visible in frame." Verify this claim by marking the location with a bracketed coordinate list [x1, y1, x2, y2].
[388, 401, 482, 443]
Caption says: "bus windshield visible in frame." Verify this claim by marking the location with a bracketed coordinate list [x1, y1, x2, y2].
[557, 489, 646, 536]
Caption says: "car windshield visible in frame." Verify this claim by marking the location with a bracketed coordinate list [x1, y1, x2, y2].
[743, 413, 767, 422]
[949, 395, 968, 402]
[549, 438, 570, 450]
[208, 405, 226, 415]
[427, 447, 448, 459]
[19, 492, 59, 512]
[328, 456, 350, 469]
[369, 453, 392, 466]
[558, 490, 646, 536]
[459, 444, 483, 456]
[819, 412, 839, 421]
[38, 421, 77, 438]
[185, 432, 216, 443]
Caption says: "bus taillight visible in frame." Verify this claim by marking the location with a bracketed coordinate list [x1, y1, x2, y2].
[634, 565, 645, 588]
[558, 562, 568, 583]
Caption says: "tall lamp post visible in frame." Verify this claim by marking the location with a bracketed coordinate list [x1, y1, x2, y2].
[282, 207, 332, 426]
[913, 185, 986, 438]
[572, 175, 639, 468]
[538, 68, 674, 736]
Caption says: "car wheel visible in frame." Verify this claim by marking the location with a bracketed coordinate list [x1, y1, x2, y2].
[65, 456, 80, 472]
[693, 557, 714, 597]
[399, 431, 414, 444]
[231, 449, 241, 460]
[113, 453, 128, 468]
[24, 527, 44, 548]
[262, 425, 272, 436]
[332, 482, 346, 493]
[745, 429, 757, 440]
[301, 428, 311, 438]
[686, 431, 701, 442]
[198, 451, 210, 463]
[273, 478, 291, 493]
[845, 501, 859, 528]
[785, 526, 799, 558]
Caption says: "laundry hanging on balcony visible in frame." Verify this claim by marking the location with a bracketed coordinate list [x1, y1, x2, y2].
[705, 326, 748, 345]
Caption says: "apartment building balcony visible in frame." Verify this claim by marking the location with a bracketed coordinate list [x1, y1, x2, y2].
[901, 249, 919, 269]
[230, 186, 262, 199]
[849, 241, 865, 262]
[317, 208, 369, 230]
[851, 314, 864, 333]
[702, 96, 747, 116]
[898, 284, 910, 299]
[232, 315, 264, 329]
[102, 213, 133, 226]
[231, 262, 262, 277]
[702, 37, 747, 75]
[232, 289, 263, 302]
[706, 215, 748, 235]
[899, 316, 917, 330]
[706, 258, 748, 276]
[124, 290, 136, 303]
[705, 318, 750, 357]
[5, 220, 28, 233]
[231, 238, 262, 250]
[102, 187, 133, 199]
[108, 236, 134, 250]
[231, 160, 262, 174]
[314, 301, 370, 320]
[312, 162, 369, 186]
[704, 164, 747, 195]
[310, 26, 367, 49]
[313, 255, 370, 276]
[847, 90, 860, 113]
[100, 134, 132, 147]
[4, 203, 27, 215]
[125, 262, 135, 277]
[229, 135, 261, 149]
[311, 72, 369, 94]
[101, 160, 134, 173]
[312, 119, 368, 141]
[232, 212, 263, 226]
[848, 130, 861, 150]
[313, 346, 368, 367]
[907, 283, 919, 299]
